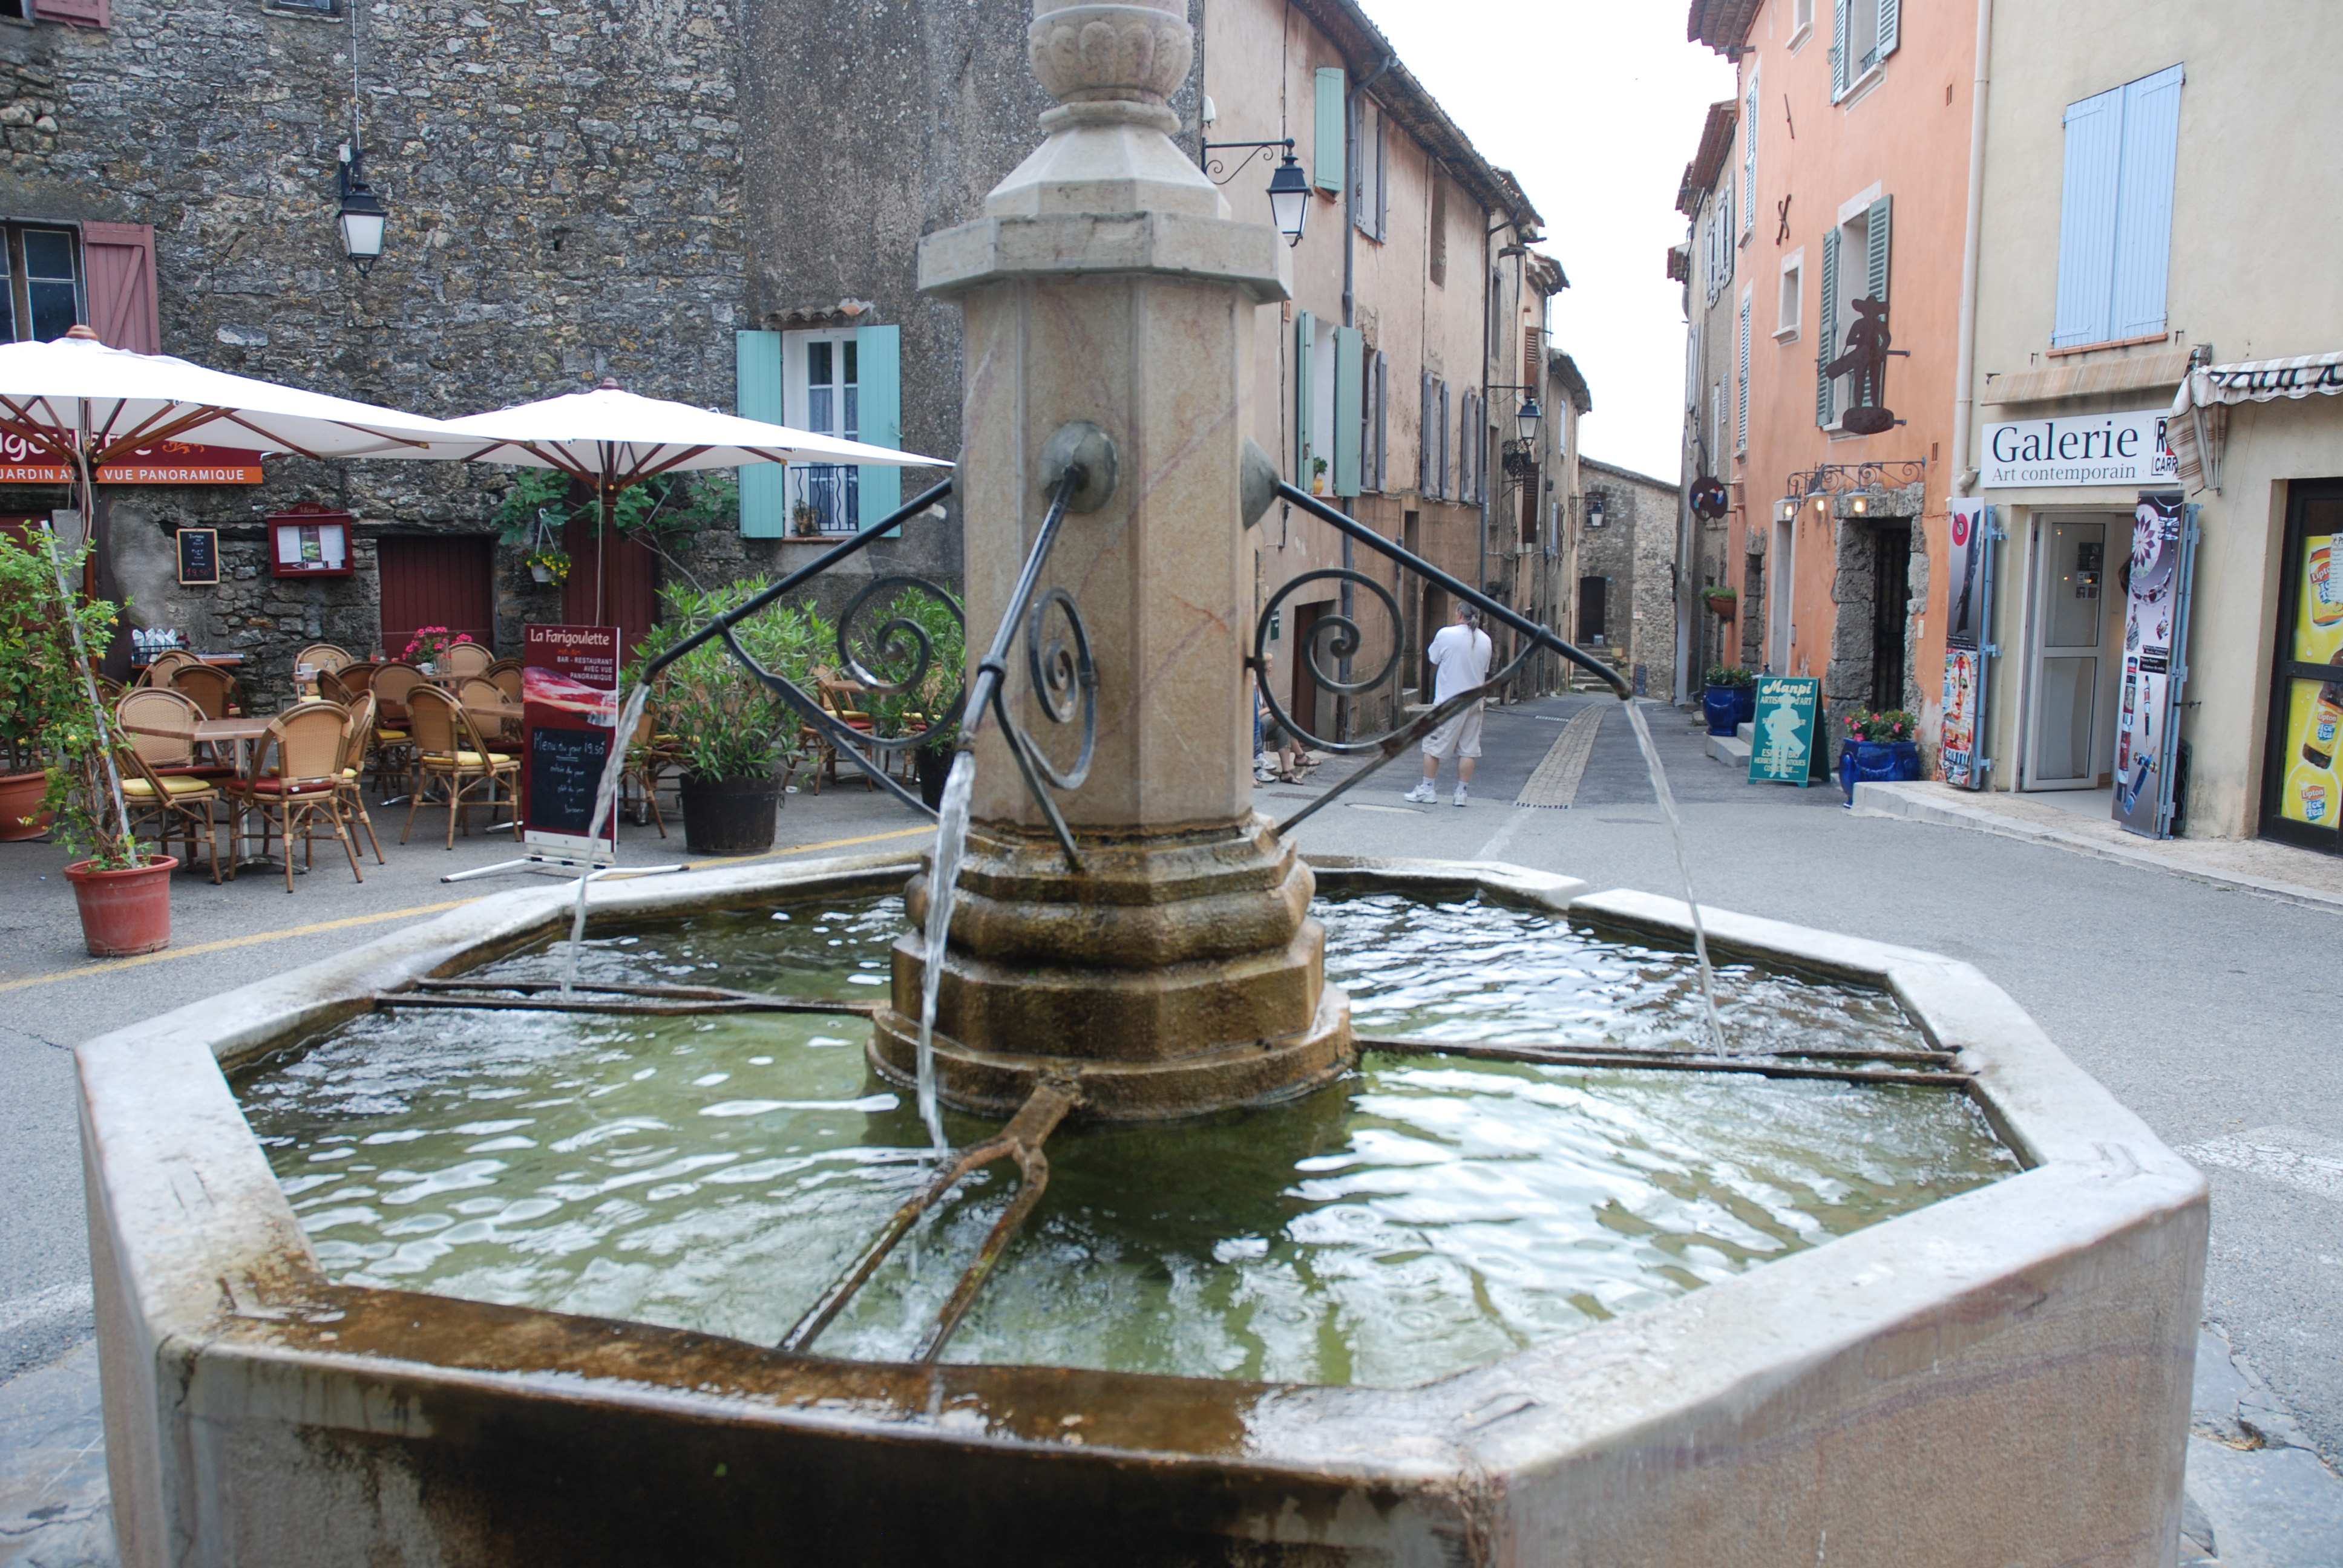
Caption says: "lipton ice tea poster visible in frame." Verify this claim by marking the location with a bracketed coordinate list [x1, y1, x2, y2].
[2279, 537, 2343, 825]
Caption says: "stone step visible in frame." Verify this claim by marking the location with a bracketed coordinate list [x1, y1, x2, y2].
[1705, 730, 1751, 767]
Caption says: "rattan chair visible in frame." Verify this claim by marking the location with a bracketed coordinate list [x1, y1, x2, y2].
[487, 662, 523, 703]
[295, 642, 353, 675]
[116, 744, 226, 884]
[335, 662, 379, 694]
[171, 662, 237, 720]
[457, 676, 522, 756]
[334, 691, 386, 865]
[227, 701, 365, 893]
[623, 704, 673, 837]
[318, 668, 356, 705]
[370, 662, 424, 717]
[402, 685, 520, 849]
[116, 688, 232, 779]
[441, 641, 493, 679]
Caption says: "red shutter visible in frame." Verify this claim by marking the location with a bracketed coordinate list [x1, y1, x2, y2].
[379, 536, 497, 657]
[562, 516, 658, 663]
[35, 0, 111, 27]
[82, 223, 157, 352]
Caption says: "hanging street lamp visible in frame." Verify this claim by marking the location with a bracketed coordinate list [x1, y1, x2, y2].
[1263, 152, 1311, 247]
[336, 142, 388, 275]
[1514, 395, 1542, 445]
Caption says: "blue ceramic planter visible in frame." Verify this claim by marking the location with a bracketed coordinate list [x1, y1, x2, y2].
[1840, 739, 1922, 803]
[1703, 685, 1740, 736]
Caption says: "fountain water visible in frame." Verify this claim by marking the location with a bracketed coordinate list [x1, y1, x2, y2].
[1620, 700, 1729, 1054]
[560, 682, 654, 998]
[914, 751, 975, 1152]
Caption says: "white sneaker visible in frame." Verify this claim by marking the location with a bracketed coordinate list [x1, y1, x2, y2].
[1404, 781, 1437, 804]
[1453, 785, 1470, 807]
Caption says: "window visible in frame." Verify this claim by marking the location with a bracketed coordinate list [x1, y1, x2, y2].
[793, 333, 860, 532]
[1428, 177, 1447, 286]
[267, 0, 341, 11]
[735, 324, 902, 535]
[1830, 0, 1899, 103]
[1816, 195, 1892, 426]
[1790, 0, 1814, 48]
[1742, 73, 1759, 238]
[1351, 96, 1386, 240]
[1777, 248, 1804, 339]
[3, 225, 85, 343]
[33, 0, 106, 24]
[2053, 64, 2184, 348]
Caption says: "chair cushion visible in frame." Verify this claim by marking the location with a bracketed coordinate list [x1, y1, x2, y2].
[157, 764, 235, 780]
[240, 777, 337, 796]
[122, 776, 215, 799]
[375, 727, 410, 741]
[421, 750, 497, 766]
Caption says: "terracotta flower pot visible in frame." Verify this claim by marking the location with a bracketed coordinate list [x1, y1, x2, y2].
[0, 769, 53, 841]
[65, 855, 178, 957]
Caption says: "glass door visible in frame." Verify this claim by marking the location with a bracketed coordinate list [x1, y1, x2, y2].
[2026, 519, 2109, 788]
[2261, 482, 2343, 850]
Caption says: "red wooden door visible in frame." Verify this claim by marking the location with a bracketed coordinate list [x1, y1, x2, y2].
[562, 516, 658, 663]
[378, 535, 496, 659]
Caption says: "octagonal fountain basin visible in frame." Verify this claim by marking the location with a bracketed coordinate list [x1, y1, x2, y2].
[79, 853, 2206, 1568]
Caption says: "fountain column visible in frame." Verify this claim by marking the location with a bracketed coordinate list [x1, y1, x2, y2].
[873, 0, 1352, 1119]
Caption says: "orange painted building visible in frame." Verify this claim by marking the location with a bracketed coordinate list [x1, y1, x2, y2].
[1689, 0, 1978, 758]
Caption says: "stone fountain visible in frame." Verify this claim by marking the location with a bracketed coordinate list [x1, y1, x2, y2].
[76, 5, 2207, 1564]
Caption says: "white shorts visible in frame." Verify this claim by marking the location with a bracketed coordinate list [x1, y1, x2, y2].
[1421, 704, 1484, 760]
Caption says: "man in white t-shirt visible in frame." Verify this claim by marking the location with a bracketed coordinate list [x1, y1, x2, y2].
[1406, 604, 1493, 806]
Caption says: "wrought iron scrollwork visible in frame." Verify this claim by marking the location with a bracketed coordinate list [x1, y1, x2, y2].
[1252, 482, 1630, 834]
[834, 572, 970, 754]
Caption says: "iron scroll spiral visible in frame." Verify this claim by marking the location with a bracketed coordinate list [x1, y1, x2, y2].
[834, 573, 969, 754]
[1251, 567, 1405, 754]
[1016, 584, 1098, 791]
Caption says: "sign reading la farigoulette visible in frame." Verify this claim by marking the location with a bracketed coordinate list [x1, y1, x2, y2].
[1981, 407, 2177, 489]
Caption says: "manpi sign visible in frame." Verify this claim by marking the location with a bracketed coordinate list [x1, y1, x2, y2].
[1981, 407, 2177, 489]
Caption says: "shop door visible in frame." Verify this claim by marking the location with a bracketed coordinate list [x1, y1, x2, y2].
[379, 535, 494, 659]
[2025, 520, 2110, 789]
[1576, 576, 1605, 644]
[1291, 600, 1326, 741]
[2260, 482, 2343, 849]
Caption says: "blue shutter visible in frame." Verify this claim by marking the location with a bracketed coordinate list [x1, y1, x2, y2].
[1865, 193, 1892, 307]
[2111, 64, 2184, 340]
[1314, 67, 1346, 195]
[736, 329, 787, 538]
[1817, 226, 1839, 426]
[1334, 326, 1363, 497]
[1419, 371, 1434, 493]
[2053, 85, 2123, 347]
[1294, 310, 1314, 480]
[1372, 350, 1388, 490]
[1876, 0, 1899, 62]
[854, 324, 902, 531]
[1830, 0, 1850, 102]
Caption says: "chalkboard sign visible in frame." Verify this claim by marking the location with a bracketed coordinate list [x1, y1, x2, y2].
[1747, 676, 1821, 787]
[528, 725, 611, 838]
[175, 528, 219, 586]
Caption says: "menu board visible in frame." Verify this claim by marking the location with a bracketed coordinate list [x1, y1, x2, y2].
[267, 511, 354, 578]
[522, 623, 620, 856]
[1748, 676, 1820, 787]
[175, 527, 219, 586]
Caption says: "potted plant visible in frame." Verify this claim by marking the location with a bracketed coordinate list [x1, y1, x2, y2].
[1702, 664, 1756, 737]
[0, 529, 105, 840]
[3, 532, 177, 952]
[791, 500, 822, 538]
[402, 625, 475, 675]
[852, 584, 966, 809]
[1310, 455, 1329, 495]
[1838, 708, 1924, 803]
[626, 578, 825, 855]
[1702, 586, 1738, 618]
[526, 545, 571, 585]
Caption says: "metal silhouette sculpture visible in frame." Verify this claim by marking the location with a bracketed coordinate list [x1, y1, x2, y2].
[1827, 295, 1896, 436]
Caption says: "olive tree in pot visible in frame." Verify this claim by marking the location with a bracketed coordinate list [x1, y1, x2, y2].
[853, 584, 966, 811]
[626, 578, 826, 856]
[1, 531, 175, 952]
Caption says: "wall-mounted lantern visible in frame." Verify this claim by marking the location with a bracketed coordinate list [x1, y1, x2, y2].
[1514, 396, 1542, 445]
[1264, 154, 1311, 247]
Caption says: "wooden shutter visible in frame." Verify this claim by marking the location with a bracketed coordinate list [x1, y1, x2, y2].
[1437, 381, 1450, 500]
[1334, 327, 1363, 497]
[1420, 371, 1435, 492]
[379, 536, 496, 654]
[1429, 178, 1447, 286]
[37, 0, 108, 24]
[1865, 194, 1893, 307]
[1294, 310, 1314, 480]
[1373, 108, 1388, 240]
[1372, 351, 1388, 490]
[2111, 65, 2184, 339]
[1876, 0, 1899, 61]
[1314, 68, 1346, 195]
[855, 324, 902, 530]
[82, 223, 157, 353]
[1830, 0, 1850, 102]
[1743, 79, 1758, 233]
[1737, 296, 1752, 453]
[1817, 226, 1840, 425]
[2053, 85, 2123, 347]
[735, 330, 787, 537]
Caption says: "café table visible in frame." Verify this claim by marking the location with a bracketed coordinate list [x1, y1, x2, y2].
[192, 715, 278, 867]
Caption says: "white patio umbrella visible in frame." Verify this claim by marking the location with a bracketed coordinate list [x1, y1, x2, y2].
[425, 379, 950, 624]
[0, 325, 468, 865]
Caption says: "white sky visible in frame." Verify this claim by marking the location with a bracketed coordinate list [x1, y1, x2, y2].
[1358, 0, 1737, 484]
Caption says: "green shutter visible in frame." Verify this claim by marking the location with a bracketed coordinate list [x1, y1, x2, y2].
[856, 324, 902, 532]
[1816, 227, 1839, 426]
[1830, 0, 1850, 102]
[1294, 310, 1314, 479]
[1314, 67, 1346, 195]
[1865, 194, 1892, 309]
[1334, 327, 1363, 497]
[1876, 0, 1899, 61]
[736, 329, 786, 538]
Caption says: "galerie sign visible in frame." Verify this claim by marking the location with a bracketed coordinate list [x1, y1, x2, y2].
[1980, 407, 2177, 489]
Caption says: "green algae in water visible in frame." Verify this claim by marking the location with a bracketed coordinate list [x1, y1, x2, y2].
[235, 895, 2017, 1388]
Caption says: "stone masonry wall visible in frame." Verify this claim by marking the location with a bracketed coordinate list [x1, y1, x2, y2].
[1576, 457, 1679, 696]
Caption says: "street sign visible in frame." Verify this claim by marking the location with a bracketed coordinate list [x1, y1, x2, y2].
[1748, 675, 1820, 786]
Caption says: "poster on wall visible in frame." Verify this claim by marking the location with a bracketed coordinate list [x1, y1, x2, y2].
[2111, 492, 2197, 838]
[1747, 675, 1820, 786]
[2272, 522, 2343, 832]
[1940, 499, 1994, 789]
[522, 623, 621, 858]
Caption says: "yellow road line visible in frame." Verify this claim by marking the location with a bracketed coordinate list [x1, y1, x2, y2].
[0, 825, 932, 996]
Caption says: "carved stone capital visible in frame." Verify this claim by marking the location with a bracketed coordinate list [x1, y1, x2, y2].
[1028, 1, 1194, 106]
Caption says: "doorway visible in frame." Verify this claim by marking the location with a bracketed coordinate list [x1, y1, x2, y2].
[1870, 523, 1911, 709]
[1576, 575, 1605, 645]
[2259, 481, 2343, 850]
[2023, 516, 2117, 790]
[1291, 599, 1328, 742]
[1768, 515, 1794, 671]
[378, 535, 494, 658]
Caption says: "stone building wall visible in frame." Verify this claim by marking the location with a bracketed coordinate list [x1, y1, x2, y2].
[1575, 457, 1679, 696]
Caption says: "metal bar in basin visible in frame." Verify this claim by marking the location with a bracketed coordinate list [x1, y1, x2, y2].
[778, 1076, 1080, 1359]
[1357, 1035, 1973, 1088]
[374, 992, 877, 1019]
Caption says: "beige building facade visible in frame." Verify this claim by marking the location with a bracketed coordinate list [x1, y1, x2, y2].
[1959, 2, 2343, 848]
[1674, 97, 1744, 687]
